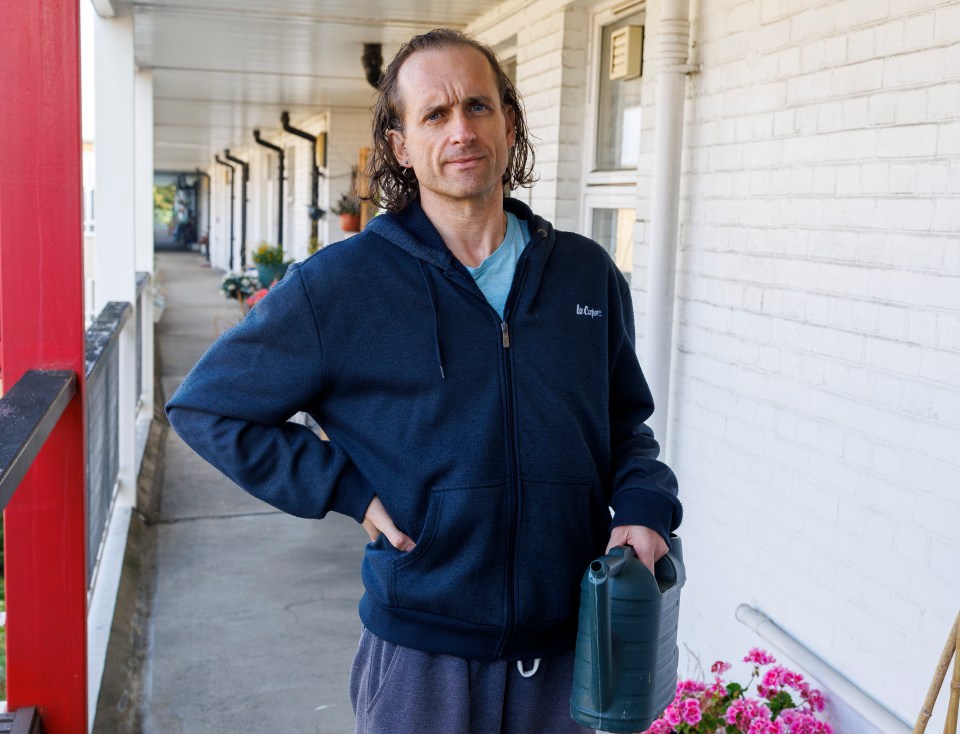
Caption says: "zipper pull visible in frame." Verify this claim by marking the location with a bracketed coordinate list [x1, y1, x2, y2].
[501, 321, 510, 348]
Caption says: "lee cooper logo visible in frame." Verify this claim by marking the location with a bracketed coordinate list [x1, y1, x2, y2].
[576, 304, 603, 319]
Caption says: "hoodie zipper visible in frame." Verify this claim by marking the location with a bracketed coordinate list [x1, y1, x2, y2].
[438, 225, 541, 660]
[493, 248, 532, 660]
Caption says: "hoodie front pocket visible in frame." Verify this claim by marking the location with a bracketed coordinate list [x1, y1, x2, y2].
[393, 480, 509, 627]
[515, 479, 604, 623]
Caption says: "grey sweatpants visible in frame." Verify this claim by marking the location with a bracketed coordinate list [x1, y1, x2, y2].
[350, 627, 593, 734]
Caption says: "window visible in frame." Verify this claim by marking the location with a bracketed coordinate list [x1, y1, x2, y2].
[592, 208, 635, 282]
[595, 11, 644, 170]
[580, 3, 647, 282]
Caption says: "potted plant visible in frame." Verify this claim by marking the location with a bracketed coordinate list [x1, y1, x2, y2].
[251, 242, 292, 287]
[642, 648, 833, 734]
[332, 193, 361, 232]
[220, 272, 258, 303]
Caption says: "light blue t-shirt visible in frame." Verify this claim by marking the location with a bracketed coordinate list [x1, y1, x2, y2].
[464, 212, 530, 318]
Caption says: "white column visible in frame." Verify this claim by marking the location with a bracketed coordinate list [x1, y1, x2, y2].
[135, 69, 154, 419]
[88, 5, 138, 728]
[134, 69, 153, 274]
[94, 7, 136, 506]
[134, 69, 153, 422]
[93, 7, 135, 308]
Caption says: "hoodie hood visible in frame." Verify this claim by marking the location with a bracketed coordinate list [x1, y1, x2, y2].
[364, 197, 553, 271]
[364, 197, 555, 381]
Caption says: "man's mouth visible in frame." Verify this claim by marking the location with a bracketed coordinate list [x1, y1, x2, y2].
[446, 155, 484, 167]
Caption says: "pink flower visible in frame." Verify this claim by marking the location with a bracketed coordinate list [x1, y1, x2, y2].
[642, 720, 673, 734]
[650, 649, 830, 734]
[801, 686, 826, 712]
[748, 718, 784, 734]
[778, 709, 833, 734]
[680, 697, 703, 725]
[744, 648, 777, 666]
[245, 288, 269, 307]
[677, 679, 707, 697]
[727, 699, 773, 732]
[663, 703, 682, 727]
[761, 665, 804, 695]
[707, 678, 727, 696]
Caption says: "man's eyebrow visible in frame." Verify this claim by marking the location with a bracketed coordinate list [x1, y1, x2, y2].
[465, 94, 497, 107]
[417, 94, 498, 119]
[419, 101, 449, 119]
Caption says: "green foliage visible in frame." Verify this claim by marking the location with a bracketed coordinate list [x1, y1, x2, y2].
[252, 242, 287, 266]
[153, 184, 177, 226]
[767, 690, 796, 718]
[331, 192, 360, 216]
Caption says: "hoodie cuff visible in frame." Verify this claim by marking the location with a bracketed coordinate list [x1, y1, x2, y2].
[610, 490, 683, 547]
[327, 464, 377, 523]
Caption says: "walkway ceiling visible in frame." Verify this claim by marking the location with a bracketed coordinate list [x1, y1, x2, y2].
[118, 0, 504, 171]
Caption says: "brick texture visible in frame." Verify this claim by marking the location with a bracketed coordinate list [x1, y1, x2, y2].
[655, 0, 960, 729]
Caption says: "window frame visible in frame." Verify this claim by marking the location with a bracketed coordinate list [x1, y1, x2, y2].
[580, 0, 647, 275]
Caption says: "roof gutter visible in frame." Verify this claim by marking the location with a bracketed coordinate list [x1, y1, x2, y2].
[253, 130, 285, 252]
[214, 155, 236, 271]
[280, 111, 324, 246]
[223, 149, 249, 268]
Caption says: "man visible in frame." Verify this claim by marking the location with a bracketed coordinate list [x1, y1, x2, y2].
[166, 29, 681, 734]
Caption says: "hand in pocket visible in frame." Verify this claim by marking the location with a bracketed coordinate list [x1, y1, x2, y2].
[362, 495, 415, 551]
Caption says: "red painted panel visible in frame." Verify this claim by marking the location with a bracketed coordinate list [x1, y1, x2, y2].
[0, 0, 88, 731]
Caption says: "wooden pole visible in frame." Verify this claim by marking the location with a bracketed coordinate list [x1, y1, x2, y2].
[914, 612, 960, 734]
[945, 616, 960, 734]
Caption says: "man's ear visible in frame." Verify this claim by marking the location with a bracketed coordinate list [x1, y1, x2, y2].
[386, 129, 408, 167]
[505, 105, 517, 148]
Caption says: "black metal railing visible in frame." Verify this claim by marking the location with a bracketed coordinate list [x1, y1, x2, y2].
[84, 301, 131, 585]
[0, 371, 76, 511]
[0, 706, 42, 733]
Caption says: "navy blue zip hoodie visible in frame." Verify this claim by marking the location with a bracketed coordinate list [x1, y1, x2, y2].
[165, 198, 681, 662]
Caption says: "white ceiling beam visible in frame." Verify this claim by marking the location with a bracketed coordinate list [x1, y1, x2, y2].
[90, 0, 117, 18]
[135, 3, 460, 30]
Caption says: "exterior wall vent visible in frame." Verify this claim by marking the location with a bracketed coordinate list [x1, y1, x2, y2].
[609, 25, 644, 80]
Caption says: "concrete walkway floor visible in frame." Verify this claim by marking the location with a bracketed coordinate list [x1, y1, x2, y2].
[133, 251, 363, 733]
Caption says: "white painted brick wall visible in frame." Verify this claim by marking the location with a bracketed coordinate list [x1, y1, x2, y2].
[472, 4, 587, 232]
[656, 0, 960, 729]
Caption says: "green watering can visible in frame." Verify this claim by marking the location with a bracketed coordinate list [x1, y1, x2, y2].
[569, 538, 686, 733]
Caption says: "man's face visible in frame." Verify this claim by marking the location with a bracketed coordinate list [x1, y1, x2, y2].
[387, 45, 516, 208]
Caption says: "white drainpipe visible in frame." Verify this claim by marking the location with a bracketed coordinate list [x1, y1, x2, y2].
[642, 0, 698, 450]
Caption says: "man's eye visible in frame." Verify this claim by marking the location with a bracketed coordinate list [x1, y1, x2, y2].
[470, 103, 488, 112]
[426, 112, 442, 122]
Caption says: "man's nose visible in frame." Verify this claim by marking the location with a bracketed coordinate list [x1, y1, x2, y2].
[449, 110, 477, 145]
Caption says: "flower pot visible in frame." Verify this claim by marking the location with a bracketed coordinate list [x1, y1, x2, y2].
[256, 262, 289, 287]
[340, 213, 361, 232]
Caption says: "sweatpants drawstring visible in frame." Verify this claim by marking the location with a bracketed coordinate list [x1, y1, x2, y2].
[517, 658, 541, 678]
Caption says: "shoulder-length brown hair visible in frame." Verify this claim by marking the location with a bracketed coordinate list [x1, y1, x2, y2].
[365, 29, 536, 212]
